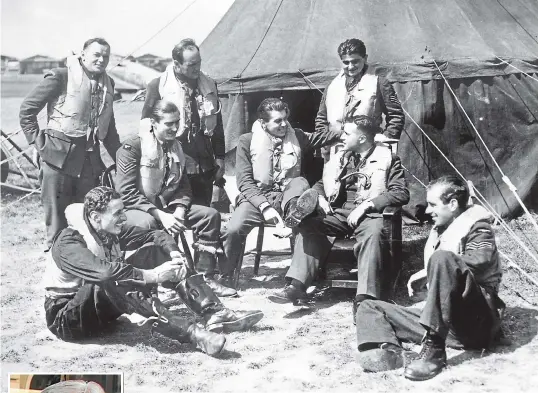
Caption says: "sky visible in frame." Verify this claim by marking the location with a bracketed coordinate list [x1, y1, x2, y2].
[1, 0, 235, 60]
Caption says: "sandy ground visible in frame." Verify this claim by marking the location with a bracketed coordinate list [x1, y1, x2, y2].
[2, 89, 538, 392]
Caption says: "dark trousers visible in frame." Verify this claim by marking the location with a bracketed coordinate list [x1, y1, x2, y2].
[221, 177, 310, 276]
[41, 158, 101, 247]
[356, 250, 500, 351]
[44, 243, 168, 341]
[188, 172, 214, 207]
[287, 210, 390, 297]
[123, 204, 222, 273]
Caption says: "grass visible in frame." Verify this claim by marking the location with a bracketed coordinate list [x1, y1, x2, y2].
[2, 79, 538, 392]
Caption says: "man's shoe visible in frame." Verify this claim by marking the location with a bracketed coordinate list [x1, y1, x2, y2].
[284, 189, 319, 227]
[267, 284, 310, 305]
[205, 277, 238, 298]
[357, 343, 418, 372]
[404, 334, 447, 381]
[205, 308, 264, 333]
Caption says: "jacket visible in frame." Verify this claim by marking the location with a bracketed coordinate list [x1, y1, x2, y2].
[19, 63, 120, 178]
[115, 135, 193, 213]
[142, 73, 225, 175]
[313, 146, 409, 216]
[315, 65, 404, 140]
[44, 203, 179, 299]
[235, 127, 343, 210]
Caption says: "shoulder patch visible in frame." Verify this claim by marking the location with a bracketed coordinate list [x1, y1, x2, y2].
[123, 144, 132, 151]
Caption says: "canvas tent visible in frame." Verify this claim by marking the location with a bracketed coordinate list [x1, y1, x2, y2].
[200, 0, 538, 217]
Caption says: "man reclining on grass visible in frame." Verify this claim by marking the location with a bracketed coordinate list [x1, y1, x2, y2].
[355, 176, 505, 381]
[42, 186, 263, 356]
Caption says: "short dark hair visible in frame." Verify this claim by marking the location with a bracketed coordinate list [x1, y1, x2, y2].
[338, 38, 367, 58]
[257, 98, 289, 122]
[151, 100, 180, 122]
[84, 186, 121, 216]
[172, 38, 200, 63]
[83, 37, 110, 50]
[344, 115, 379, 136]
[427, 175, 470, 208]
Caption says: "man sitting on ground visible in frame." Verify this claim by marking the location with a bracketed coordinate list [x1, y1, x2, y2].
[268, 115, 409, 306]
[220, 97, 344, 283]
[355, 176, 504, 381]
[43, 186, 263, 357]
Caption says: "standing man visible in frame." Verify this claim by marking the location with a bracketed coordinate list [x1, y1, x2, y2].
[315, 38, 404, 161]
[142, 38, 224, 206]
[268, 115, 409, 306]
[20, 37, 121, 249]
[355, 176, 504, 381]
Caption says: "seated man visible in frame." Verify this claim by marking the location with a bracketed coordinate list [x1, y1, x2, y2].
[115, 100, 236, 297]
[220, 98, 344, 281]
[355, 176, 504, 381]
[43, 186, 263, 356]
[268, 115, 409, 305]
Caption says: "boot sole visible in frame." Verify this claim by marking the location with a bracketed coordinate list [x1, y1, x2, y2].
[206, 311, 264, 333]
[404, 364, 446, 381]
[284, 189, 318, 227]
[267, 294, 313, 307]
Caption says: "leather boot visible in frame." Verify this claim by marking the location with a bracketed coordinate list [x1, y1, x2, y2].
[284, 189, 319, 228]
[404, 332, 447, 381]
[105, 282, 226, 356]
[174, 274, 264, 333]
[196, 250, 237, 297]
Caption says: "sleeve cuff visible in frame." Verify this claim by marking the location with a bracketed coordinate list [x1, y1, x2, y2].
[258, 201, 271, 212]
[371, 195, 390, 212]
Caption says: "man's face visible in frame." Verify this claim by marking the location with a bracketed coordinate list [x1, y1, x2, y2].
[262, 110, 288, 138]
[341, 122, 366, 151]
[340, 53, 367, 78]
[175, 49, 201, 80]
[93, 198, 127, 235]
[81, 42, 110, 75]
[425, 185, 458, 228]
[152, 111, 181, 142]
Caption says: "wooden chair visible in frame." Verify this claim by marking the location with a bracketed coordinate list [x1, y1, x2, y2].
[318, 206, 403, 293]
[222, 175, 294, 288]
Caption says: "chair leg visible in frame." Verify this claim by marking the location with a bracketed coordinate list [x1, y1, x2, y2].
[178, 232, 196, 273]
[233, 242, 246, 289]
[253, 225, 265, 275]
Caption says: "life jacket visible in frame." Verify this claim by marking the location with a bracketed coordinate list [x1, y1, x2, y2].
[250, 120, 302, 191]
[46, 55, 114, 139]
[158, 64, 220, 137]
[322, 143, 392, 206]
[137, 119, 186, 207]
[43, 204, 123, 299]
[324, 68, 380, 159]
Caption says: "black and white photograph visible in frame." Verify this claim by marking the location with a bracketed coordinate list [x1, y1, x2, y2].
[1, 0, 538, 392]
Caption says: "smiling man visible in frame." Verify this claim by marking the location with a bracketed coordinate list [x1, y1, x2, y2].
[268, 115, 409, 306]
[20, 37, 121, 250]
[315, 38, 404, 162]
[142, 38, 224, 207]
[44, 186, 263, 356]
[354, 176, 505, 381]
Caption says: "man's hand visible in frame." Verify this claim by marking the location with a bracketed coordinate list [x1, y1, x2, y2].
[346, 201, 374, 228]
[155, 209, 186, 235]
[262, 206, 283, 225]
[152, 260, 186, 284]
[407, 269, 427, 297]
[318, 195, 333, 215]
[215, 158, 225, 182]
[32, 146, 41, 169]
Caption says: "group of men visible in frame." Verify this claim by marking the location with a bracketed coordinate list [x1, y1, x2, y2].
[20, 37, 504, 380]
